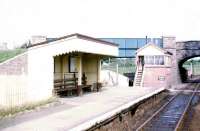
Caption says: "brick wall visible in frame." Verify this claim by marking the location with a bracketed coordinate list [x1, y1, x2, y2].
[143, 66, 171, 88]
[0, 53, 28, 75]
[88, 91, 167, 131]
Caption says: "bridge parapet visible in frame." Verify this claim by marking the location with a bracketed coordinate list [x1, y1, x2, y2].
[176, 41, 200, 62]
[176, 41, 200, 50]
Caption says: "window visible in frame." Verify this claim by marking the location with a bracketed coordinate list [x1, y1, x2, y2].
[144, 56, 154, 65]
[149, 56, 154, 65]
[69, 57, 78, 72]
[155, 56, 160, 65]
[144, 55, 164, 65]
[158, 56, 164, 65]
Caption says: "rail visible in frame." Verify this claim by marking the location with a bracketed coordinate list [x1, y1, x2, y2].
[174, 84, 199, 131]
[136, 93, 179, 131]
[136, 83, 200, 131]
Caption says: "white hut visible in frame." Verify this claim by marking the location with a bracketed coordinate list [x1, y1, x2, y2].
[0, 33, 118, 107]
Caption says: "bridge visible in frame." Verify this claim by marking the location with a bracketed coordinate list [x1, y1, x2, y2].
[133, 36, 200, 88]
[163, 37, 200, 85]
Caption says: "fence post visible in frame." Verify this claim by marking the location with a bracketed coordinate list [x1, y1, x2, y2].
[116, 64, 119, 86]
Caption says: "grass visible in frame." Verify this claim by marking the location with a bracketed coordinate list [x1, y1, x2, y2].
[102, 58, 136, 75]
[102, 65, 135, 74]
[183, 63, 200, 75]
[0, 48, 26, 63]
[0, 97, 57, 119]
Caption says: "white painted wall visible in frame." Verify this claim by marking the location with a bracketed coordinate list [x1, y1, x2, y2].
[0, 53, 29, 107]
[27, 36, 118, 102]
[0, 36, 118, 107]
[0, 75, 28, 106]
[100, 70, 129, 87]
[27, 50, 53, 102]
[137, 45, 165, 56]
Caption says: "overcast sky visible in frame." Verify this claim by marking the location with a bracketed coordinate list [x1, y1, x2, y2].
[0, 0, 200, 47]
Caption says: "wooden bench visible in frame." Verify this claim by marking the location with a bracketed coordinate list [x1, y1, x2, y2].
[54, 73, 100, 96]
[54, 78, 82, 96]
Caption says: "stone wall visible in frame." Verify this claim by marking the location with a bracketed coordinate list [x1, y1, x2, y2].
[0, 53, 28, 75]
[163, 36, 180, 85]
[0, 53, 28, 107]
[87, 91, 167, 131]
[176, 41, 200, 82]
[176, 41, 200, 62]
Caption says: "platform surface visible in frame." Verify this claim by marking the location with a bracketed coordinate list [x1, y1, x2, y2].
[0, 86, 165, 131]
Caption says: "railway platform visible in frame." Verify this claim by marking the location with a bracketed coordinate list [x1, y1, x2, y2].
[0, 86, 164, 131]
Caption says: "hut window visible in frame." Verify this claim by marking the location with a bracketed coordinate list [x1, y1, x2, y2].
[69, 57, 78, 72]
[155, 56, 164, 65]
[144, 56, 154, 65]
[149, 56, 154, 64]
[158, 56, 164, 65]
[155, 56, 160, 65]
[144, 55, 164, 65]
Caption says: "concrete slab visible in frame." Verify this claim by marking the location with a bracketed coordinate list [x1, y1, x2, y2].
[0, 86, 165, 131]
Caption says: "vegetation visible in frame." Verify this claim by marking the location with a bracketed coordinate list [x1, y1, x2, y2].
[102, 58, 136, 74]
[0, 48, 26, 63]
[183, 58, 200, 75]
[0, 97, 57, 118]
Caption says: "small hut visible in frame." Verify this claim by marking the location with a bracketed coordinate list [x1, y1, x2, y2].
[0, 33, 118, 107]
[134, 43, 172, 88]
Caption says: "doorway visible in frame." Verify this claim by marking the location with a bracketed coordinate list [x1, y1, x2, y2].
[138, 56, 144, 70]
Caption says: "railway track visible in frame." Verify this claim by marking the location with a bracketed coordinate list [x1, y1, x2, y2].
[136, 83, 200, 131]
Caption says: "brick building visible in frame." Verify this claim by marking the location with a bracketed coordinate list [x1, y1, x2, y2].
[134, 43, 172, 88]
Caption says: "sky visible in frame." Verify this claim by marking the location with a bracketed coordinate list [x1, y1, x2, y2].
[0, 0, 200, 48]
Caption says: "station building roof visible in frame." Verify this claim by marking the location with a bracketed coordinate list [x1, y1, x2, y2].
[136, 43, 172, 56]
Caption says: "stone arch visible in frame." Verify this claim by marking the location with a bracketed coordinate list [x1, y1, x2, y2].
[176, 41, 200, 83]
[177, 55, 200, 82]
